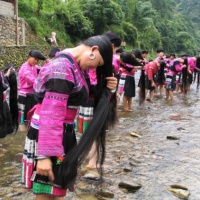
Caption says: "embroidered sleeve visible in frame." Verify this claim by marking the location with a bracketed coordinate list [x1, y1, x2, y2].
[174, 60, 182, 72]
[22, 66, 37, 86]
[147, 66, 154, 80]
[37, 59, 75, 156]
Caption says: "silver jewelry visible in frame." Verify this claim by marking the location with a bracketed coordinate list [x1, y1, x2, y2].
[89, 53, 96, 60]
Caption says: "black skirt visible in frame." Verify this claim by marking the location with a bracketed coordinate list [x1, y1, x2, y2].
[145, 75, 155, 91]
[124, 76, 135, 97]
[18, 93, 37, 124]
[0, 101, 14, 138]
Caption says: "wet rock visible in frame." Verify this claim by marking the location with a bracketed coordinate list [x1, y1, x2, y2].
[177, 127, 185, 131]
[113, 169, 123, 174]
[168, 187, 190, 199]
[170, 184, 188, 190]
[166, 136, 180, 140]
[95, 190, 114, 198]
[123, 166, 132, 172]
[80, 173, 100, 182]
[80, 173, 112, 185]
[120, 188, 129, 193]
[76, 181, 92, 192]
[130, 132, 142, 138]
[118, 179, 142, 192]
[129, 161, 137, 167]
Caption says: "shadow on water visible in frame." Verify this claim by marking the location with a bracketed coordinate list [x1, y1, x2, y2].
[1, 80, 200, 199]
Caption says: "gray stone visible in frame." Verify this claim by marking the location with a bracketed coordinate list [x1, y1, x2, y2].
[118, 179, 142, 192]
[95, 190, 114, 198]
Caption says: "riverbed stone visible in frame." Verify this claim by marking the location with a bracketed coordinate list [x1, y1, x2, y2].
[95, 190, 114, 198]
[118, 179, 142, 192]
[123, 166, 132, 172]
[167, 188, 190, 199]
[167, 136, 180, 140]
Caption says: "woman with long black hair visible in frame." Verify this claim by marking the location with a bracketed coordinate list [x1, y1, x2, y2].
[118, 52, 142, 111]
[0, 65, 16, 138]
[81, 31, 121, 169]
[21, 35, 117, 199]
[165, 56, 187, 100]
[145, 60, 165, 102]
[3, 63, 19, 132]
[154, 49, 166, 96]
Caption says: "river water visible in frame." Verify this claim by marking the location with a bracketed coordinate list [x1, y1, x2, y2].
[0, 72, 200, 200]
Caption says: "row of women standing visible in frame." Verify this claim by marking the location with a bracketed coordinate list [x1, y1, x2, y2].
[115, 48, 200, 109]
[0, 63, 19, 138]
[144, 49, 200, 102]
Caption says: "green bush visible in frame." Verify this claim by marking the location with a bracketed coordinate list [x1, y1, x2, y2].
[26, 18, 40, 34]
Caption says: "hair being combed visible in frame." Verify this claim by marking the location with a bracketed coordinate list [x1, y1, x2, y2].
[157, 60, 166, 83]
[195, 56, 200, 89]
[182, 57, 188, 94]
[8, 70, 18, 131]
[59, 35, 117, 188]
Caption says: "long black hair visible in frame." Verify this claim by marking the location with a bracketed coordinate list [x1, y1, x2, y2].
[0, 72, 7, 138]
[157, 60, 166, 83]
[6, 64, 19, 131]
[119, 52, 145, 105]
[60, 35, 117, 188]
[182, 57, 188, 94]
[195, 56, 200, 89]
[0, 72, 4, 126]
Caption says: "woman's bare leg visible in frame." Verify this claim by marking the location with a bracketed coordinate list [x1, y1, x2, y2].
[128, 97, 133, 111]
[169, 90, 174, 100]
[123, 96, 128, 111]
[86, 142, 97, 168]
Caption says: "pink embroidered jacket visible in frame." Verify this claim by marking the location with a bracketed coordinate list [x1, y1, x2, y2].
[18, 62, 41, 95]
[33, 52, 89, 156]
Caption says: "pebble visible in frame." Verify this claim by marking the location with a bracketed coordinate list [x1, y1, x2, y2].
[118, 179, 142, 192]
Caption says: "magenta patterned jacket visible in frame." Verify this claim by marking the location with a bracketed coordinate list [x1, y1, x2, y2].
[188, 57, 198, 72]
[166, 59, 183, 76]
[113, 54, 120, 75]
[18, 62, 41, 95]
[33, 52, 89, 156]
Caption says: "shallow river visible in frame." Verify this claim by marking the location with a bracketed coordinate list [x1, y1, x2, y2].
[1, 72, 200, 200]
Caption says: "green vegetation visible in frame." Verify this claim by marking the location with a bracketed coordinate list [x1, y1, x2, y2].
[18, 0, 200, 55]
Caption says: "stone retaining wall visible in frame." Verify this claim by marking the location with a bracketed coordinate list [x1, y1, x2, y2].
[0, 15, 45, 46]
[0, 45, 65, 70]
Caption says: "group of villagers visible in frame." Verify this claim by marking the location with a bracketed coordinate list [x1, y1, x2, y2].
[115, 48, 200, 111]
[0, 30, 200, 199]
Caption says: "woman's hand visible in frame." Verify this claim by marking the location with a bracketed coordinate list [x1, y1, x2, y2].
[151, 81, 155, 87]
[182, 64, 186, 68]
[106, 74, 117, 90]
[36, 158, 54, 182]
[188, 70, 192, 74]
